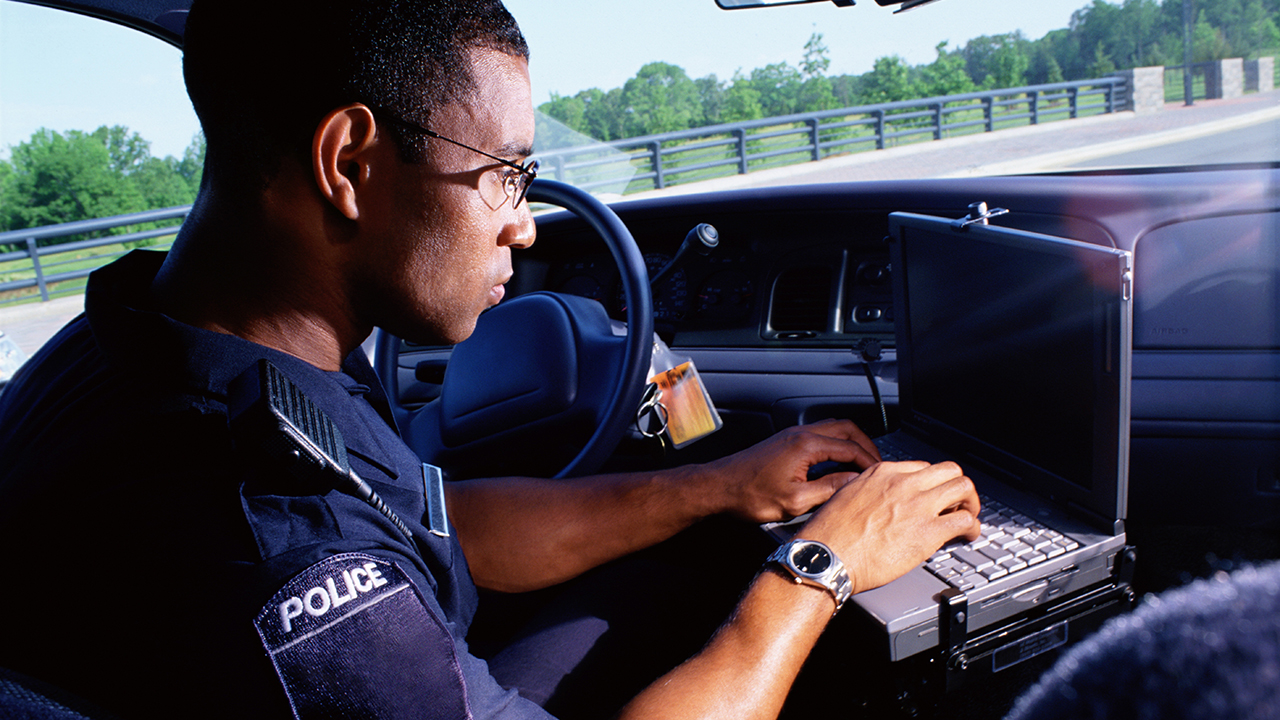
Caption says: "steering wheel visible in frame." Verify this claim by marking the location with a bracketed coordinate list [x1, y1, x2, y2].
[374, 179, 654, 479]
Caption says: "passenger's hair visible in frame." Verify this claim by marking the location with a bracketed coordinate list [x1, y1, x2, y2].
[182, 0, 528, 192]
[1006, 561, 1280, 720]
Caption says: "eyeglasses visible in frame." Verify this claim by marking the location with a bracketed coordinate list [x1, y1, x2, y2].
[371, 107, 539, 209]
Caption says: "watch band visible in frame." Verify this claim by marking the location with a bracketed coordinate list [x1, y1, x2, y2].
[767, 539, 854, 614]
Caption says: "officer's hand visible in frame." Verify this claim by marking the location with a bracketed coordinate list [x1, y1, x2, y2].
[699, 419, 880, 524]
[798, 460, 980, 594]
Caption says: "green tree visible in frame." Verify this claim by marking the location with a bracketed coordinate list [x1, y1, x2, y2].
[801, 32, 831, 79]
[918, 42, 976, 97]
[177, 133, 206, 195]
[861, 55, 917, 103]
[696, 75, 727, 126]
[132, 157, 195, 210]
[0, 161, 15, 243]
[0, 125, 200, 244]
[982, 38, 1031, 88]
[964, 33, 1026, 87]
[585, 88, 627, 141]
[1029, 43, 1067, 85]
[1089, 42, 1118, 76]
[797, 76, 838, 113]
[1198, 0, 1280, 57]
[1115, 0, 1162, 67]
[540, 91, 587, 133]
[1192, 9, 1233, 60]
[829, 74, 860, 107]
[796, 34, 838, 112]
[100, 125, 151, 175]
[621, 62, 700, 136]
[748, 62, 804, 117]
[0, 128, 144, 236]
[722, 72, 764, 122]
[539, 88, 626, 141]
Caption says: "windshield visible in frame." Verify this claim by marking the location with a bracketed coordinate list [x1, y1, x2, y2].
[3, 0, 1278, 204]
[506, 0, 1280, 193]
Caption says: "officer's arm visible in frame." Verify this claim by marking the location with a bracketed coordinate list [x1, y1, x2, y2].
[445, 420, 880, 592]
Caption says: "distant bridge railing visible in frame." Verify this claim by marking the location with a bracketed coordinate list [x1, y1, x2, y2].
[0, 206, 190, 307]
[534, 77, 1127, 194]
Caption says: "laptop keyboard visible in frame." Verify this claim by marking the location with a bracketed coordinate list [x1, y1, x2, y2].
[874, 438, 1081, 592]
[927, 498, 1080, 591]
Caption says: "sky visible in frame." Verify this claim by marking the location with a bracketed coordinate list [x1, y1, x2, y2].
[0, 0, 1092, 160]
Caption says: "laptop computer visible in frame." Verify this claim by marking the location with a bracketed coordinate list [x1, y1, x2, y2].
[767, 210, 1133, 662]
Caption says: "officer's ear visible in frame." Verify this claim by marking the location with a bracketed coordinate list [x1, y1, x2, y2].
[312, 104, 379, 221]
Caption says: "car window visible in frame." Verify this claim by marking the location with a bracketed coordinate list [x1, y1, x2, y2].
[0, 2, 199, 311]
[0, 3, 198, 164]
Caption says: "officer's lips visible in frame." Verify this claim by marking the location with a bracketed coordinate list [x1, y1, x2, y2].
[490, 275, 511, 304]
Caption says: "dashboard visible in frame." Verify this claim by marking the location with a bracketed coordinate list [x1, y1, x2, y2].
[507, 179, 1122, 350]
[399, 167, 1280, 540]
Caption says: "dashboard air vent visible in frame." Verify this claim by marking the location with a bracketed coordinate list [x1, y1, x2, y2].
[770, 266, 832, 332]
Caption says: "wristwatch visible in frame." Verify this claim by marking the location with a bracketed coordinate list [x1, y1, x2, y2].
[766, 539, 853, 614]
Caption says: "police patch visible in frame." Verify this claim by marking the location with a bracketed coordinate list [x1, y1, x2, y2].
[255, 553, 471, 719]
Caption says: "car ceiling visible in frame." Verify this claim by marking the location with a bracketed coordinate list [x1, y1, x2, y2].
[15, 0, 189, 45]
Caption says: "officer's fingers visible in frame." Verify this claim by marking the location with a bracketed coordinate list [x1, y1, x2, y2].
[802, 419, 881, 464]
[930, 471, 979, 511]
[933, 501, 982, 543]
[780, 471, 850, 517]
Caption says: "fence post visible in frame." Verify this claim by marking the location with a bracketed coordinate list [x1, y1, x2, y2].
[733, 128, 748, 174]
[874, 110, 886, 150]
[1069, 86, 1079, 119]
[649, 141, 665, 190]
[1030, 91, 1040, 124]
[983, 96, 995, 132]
[1105, 82, 1115, 114]
[26, 237, 49, 302]
[932, 103, 943, 140]
[551, 154, 566, 182]
[806, 118, 821, 161]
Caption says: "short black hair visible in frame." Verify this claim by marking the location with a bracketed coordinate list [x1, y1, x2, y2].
[1007, 561, 1280, 720]
[182, 0, 528, 191]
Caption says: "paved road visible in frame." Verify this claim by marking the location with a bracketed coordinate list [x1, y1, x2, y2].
[4, 90, 1278, 361]
[1069, 115, 1280, 168]
[0, 293, 84, 359]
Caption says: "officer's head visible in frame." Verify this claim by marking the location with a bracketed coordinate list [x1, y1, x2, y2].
[182, 0, 529, 196]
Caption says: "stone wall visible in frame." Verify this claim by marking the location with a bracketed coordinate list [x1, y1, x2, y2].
[1245, 57, 1275, 93]
[1112, 66, 1165, 113]
[1205, 58, 1245, 99]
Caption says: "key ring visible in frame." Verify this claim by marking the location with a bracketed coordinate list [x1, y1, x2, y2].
[635, 382, 670, 450]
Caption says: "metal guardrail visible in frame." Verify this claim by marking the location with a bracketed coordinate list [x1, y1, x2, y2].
[0, 77, 1126, 306]
[0, 206, 191, 306]
[536, 77, 1126, 193]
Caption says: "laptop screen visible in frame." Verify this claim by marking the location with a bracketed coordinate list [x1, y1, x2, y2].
[889, 212, 1132, 526]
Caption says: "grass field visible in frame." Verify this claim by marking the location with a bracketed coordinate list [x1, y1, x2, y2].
[0, 236, 174, 307]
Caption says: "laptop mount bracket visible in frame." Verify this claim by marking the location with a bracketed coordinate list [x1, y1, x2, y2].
[940, 587, 970, 670]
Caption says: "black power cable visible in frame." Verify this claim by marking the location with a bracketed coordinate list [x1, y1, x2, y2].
[856, 339, 889, 437]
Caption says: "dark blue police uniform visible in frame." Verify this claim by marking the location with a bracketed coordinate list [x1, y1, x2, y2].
[0, 250, 551, 719]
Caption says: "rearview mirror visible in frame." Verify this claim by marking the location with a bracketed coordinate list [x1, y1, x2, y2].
[715, 0, 853, 7]
[716, 0, 944, 10]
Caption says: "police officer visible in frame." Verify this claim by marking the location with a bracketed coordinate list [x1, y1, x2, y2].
[0, 0, 980, 717]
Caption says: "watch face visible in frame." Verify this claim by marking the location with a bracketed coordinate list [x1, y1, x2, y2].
[791, 542, 831, 575]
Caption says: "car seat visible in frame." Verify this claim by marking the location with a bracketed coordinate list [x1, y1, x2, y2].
[0, 667, 118, 720]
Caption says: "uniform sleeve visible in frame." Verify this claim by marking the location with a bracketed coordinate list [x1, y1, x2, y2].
[253, 552, 554, 720]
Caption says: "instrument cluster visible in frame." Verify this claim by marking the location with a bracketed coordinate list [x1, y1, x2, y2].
[547, 249, 758, 332]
